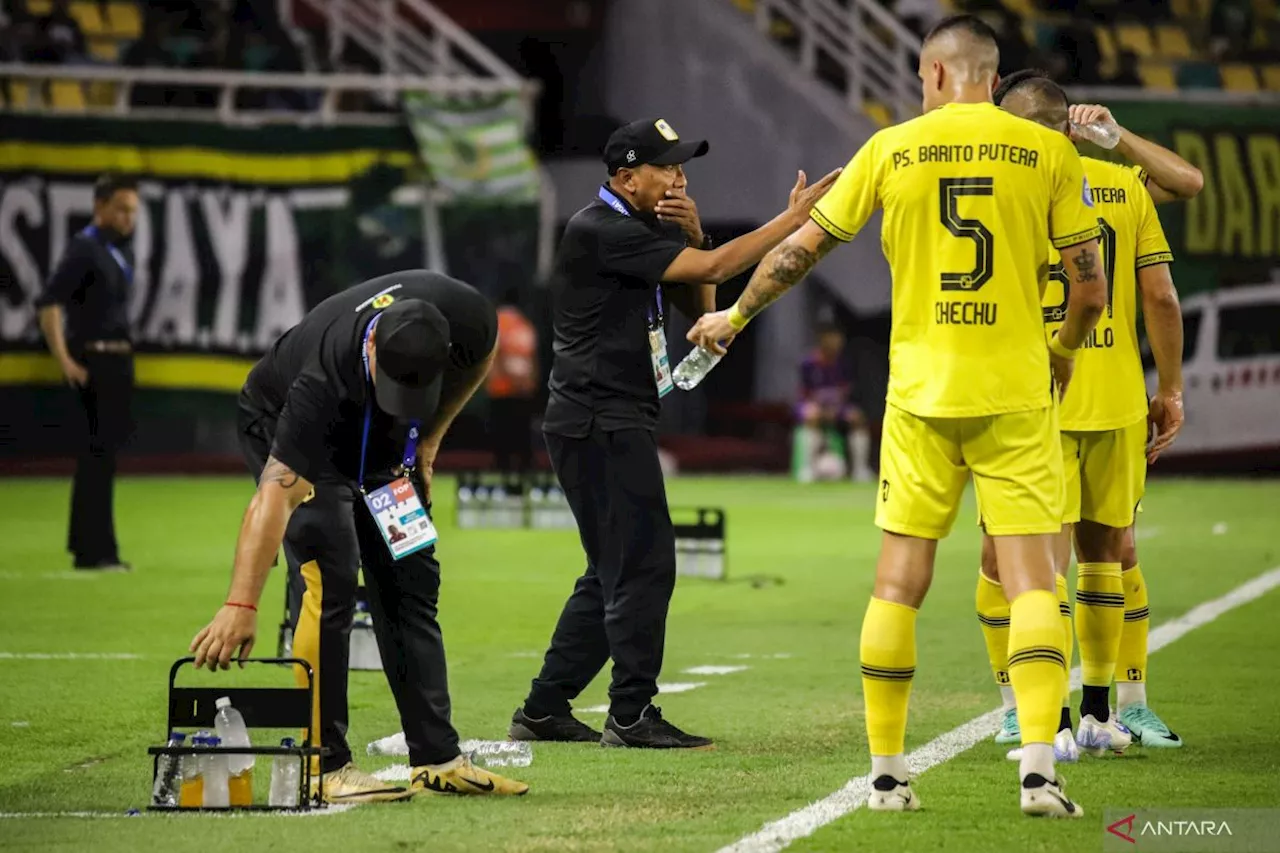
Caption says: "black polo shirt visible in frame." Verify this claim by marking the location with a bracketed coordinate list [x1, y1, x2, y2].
[240, 270, 497, 487]
[544, 188, 689, 437]
[34, 227, 133, 353]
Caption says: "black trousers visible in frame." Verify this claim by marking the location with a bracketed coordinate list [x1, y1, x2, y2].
[68, 352, 134, 565]
[525, 427, 677, 719]
[239, 404, 459, 770]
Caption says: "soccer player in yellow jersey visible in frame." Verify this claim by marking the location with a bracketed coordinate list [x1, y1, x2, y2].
[689, 16, 1107, 817]
[975, 71, 1195, 760]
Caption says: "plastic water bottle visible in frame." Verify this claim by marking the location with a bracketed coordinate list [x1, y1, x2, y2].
[1071, 120, 1120, 150]
[201, 735, 231, 807]
[268, 738, 301, 807]
[151, 731, 186, 807]
[461, 740, 533, 768]
[213, 697, 253, 805]
[673, 346, 723, 390]
[179, 733, 208, 807]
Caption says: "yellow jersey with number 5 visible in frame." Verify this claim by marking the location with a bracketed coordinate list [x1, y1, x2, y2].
[810, 102, 1101, 418]
[1042, 157, 1173, 431]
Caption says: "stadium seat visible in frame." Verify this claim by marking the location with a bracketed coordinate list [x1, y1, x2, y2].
[1154, 24, 1193, 59]
[88, 36, 119, 62]
[107, 1, 141, 39]
[24, 0, 52, 13]
[1001, 0, 1035, 15]
[50, 80, 86, 111]
[1220, 63, 1260, 90]
[1115, 24, 1156, 57]
[5, 81, 32, 108]
[863, 99, 893, 129]
[1095, 26, 1118, 63]
[1140, 60, 1178, 90]
[1177, 61, 1222, 88]
[1262, 65, 1280, 90]
[730, 0, 754, 13]
[69, 1, 105, 35]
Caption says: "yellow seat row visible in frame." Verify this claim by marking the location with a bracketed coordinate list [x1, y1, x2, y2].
[22, 0, 140, 40]
[1099, 23, 1195, 61]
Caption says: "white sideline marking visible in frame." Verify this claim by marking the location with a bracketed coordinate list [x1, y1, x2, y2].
[11, 721, 29, 727]
[684, 665, 748, 676]
[372, 765, 410, 782]
[730, 653, 792, 660]
[658, 681, 707, 694]
[0, 652, 141, 660]
[1212, 522, 1229, 535]
[578, 704, 610, 714]
[719, 565, 1280, 853]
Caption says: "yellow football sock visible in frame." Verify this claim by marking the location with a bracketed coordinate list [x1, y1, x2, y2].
[1115, 565, 1150, 708]
[860, 597, 917, 756]
[1008, 590, 1066, 745]
[1075, 561, 1123, 688]
[975, 570, 1011, 689]
[1056, 573, 1072, 707]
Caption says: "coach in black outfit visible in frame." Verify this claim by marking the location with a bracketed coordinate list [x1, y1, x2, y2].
[190, 270, 528, 802]
[36, 173, 139, 572]
[510, 118, 839, 748]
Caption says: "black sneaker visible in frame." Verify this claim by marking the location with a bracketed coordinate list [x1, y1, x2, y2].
[508, 707, 601, 743]
[73, 559, 131, 572]
[601, 705, 714, 750]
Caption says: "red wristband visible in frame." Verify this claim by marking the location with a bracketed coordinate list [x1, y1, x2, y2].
[225, 601, 258, 612]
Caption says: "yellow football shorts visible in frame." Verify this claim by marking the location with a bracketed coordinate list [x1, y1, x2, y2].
[876, 403, 1064, 539]
[1060, 417, 1148, 528]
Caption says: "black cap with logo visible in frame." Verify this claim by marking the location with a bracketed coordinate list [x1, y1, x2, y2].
[371, 299, 450, 420]
[603, 117, 710, 175]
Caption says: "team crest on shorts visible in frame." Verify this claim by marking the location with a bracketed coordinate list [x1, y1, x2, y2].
[372, 293, 396, 309]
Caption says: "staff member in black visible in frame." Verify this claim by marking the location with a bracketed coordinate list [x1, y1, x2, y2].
[190, 270, 529, 801]
[510, 118, 840, 748]
[35, 173, 139, 572]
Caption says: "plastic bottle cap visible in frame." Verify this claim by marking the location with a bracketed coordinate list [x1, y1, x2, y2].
[215, 696, 233, 710]
[171, 732, 186, 743]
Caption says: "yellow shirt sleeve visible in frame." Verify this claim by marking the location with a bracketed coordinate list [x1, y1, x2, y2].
[1131, 163, 1149, 189]
[1048, 135, 1103, 250]
[810, 135, 881, 243]
[1134, 177, 1174, 268]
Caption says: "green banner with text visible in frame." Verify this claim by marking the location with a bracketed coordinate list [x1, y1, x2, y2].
[1089, 101, 1280, 297]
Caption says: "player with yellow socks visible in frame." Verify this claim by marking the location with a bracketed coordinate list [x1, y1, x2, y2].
[976, 72, 1192, 758]
[689, 16, 1106, 817]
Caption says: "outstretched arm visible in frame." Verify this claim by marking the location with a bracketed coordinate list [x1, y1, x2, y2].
[686, 220, 840, 352]
[1068, 104, 1203, 203]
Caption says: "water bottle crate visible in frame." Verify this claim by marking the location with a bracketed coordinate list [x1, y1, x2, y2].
[454, 470, 575, 530]
[673, 507, 728, 581]
[148, 657, 324, 812]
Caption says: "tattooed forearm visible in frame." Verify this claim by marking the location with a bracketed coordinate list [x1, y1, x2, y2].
[738, 234, 839, 319]
[260, 456, 300, 489]
[1069, 246, 1098, 283]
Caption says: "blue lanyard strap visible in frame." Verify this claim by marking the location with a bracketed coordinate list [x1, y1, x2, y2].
[358, 313, 420, 491]
[598, 185, 663, 326]
[82, 225, 133, 284]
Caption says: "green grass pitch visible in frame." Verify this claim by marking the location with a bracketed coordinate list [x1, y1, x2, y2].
[1, 475, 1278, 852]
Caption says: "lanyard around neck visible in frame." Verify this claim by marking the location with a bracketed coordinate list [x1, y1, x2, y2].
[599, 185, 663, 326]
[82, 225, 133, 285]
[358, 313, 421, 491]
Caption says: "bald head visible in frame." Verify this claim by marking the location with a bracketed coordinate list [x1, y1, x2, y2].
[993, 69, 1070, 135]
[918, 15, 1001, 112]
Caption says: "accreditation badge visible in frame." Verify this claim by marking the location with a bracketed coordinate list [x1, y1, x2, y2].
[648, 326, 674, 398]
[362, 476, 437, 559]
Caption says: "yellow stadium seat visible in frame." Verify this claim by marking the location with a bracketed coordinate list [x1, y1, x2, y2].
[1115, 24, 1156, 57]
[1154, 24, 1193, 59]
[1170, 0, 1195, 17]
[1261, 65, 1280, 90]
[50, 80, 86, 111]
[730, 0, 753, 13]
[87, 36, 119, 62]
[1220, 63, 1260, 90]
[1001, 0, 1034, 15]
[69, 1, 105, 35]
[863, 100, 893, 129]
[5, 81, 32, 108]
[1095, 26, 1118, 62]
[1139, 61, 1178, 90]
[107, 2, 141, 39]
[24, 0, 52, 14]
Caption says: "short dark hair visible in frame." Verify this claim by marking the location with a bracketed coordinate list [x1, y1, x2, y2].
[93, 173, 138, 203]
[992, 68, 1066, 107]
[923, 14, 999, 49]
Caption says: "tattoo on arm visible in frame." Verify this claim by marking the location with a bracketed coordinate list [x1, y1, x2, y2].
[1070, 247, 1098, 283]
[260, 456, 300, 490]
[738, 234, 839, 320]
